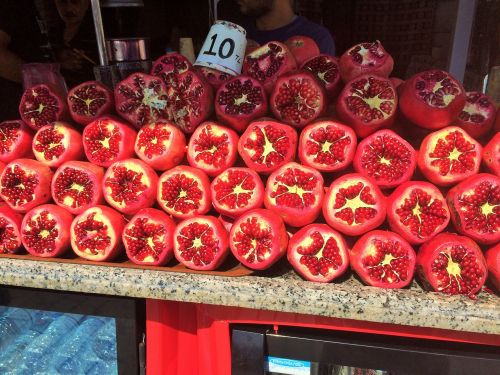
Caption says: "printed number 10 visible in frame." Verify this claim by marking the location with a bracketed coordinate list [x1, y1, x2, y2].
[203, 34, 235, 59]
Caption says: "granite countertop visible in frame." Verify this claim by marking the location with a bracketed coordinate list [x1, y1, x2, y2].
[0, 257, 498, 336]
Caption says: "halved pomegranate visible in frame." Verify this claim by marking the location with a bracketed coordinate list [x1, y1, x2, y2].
[417, 126, 482, 186]
[288, 224, 349, 283]
[215, 75, 268, 133]
[173, 215, 229, 271]
[70, 205, 126, 262]
[32, 122, 84, 168]
[82, 116, 137, 168]
[21, 204, 74, 258]
[114, 72, 169, 129]
[483, 132, 500, 176]
[18, 84, 69, 130]
[103, 159, 159, 216]
[238, 120, 298, 174]
[447, 173, 499, 245]
[196, 66, 231, 89]
[322, 173, 386, 237]
[301, 54, 342, 100]
[186, 122, 238, 177]
[264, 162, 324, 227]
[417, 233, 487, 295]
[229, 208, 288, 270]
[51, 161, 105, 215]
[0, 159, 53, 213]
[242, 41, 297, 93]
[336, 74, 397, 138]
[0, 203, 23, 254]
[67, 81, 114, 126]
[353, 129, 417, 189]
[399, 70, 466, 130]
[485, 243, 499, 291]
[456, 92, 496, 139]
[0, 120, 34, 163]
[123, 208, 176, 266]
[285, 35, 320, 67]
[151, 53, 192, 85]
[387, 181, 450, 245]
[350, 230, 416, 289]
[338, 41, 394, 83]
[157, 165, 211, 219]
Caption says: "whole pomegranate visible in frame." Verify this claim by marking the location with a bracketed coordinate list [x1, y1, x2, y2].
[339, 41, 394, 82]
[67, 80, 114, 125]
[285, 35, 320, 67]
[482, 132, 500, 176]
[0, 203, 23, 254]
[0, 120, 34, 163]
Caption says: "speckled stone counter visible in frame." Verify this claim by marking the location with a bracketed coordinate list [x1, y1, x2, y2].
[0, 258, 498, 336]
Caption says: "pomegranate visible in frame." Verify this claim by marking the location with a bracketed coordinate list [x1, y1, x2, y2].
[103, 159, 159, 216]
[288, 224, 349, 283]
[32, 122, 84, 168]
[51, 161, 105, 215]
[123, 208, 176, 266]
[446, 173, 500, 245]
[18, 84, 68, 130]
[496, 108, 500, 132]
[211, 167, 264, 218]
[416, 233, 487, 295]
[186, 122, 238, 177]
[196, 66, 231, 89]
[264, 162, 324, 227]
[389, 77, 404, 89]
[350, 230, 416, 289]
[285, 35, 320, 67]
[173, 215, 229, 271]
[157, 165, 211, 219]
[456, 92, 496, 139]
[338, 41, 394, 83]
[114, 72, 169, 129]
[298, 120, 357, 172]
[242, 41, 297, 93]
[67, 80, 114, 126]
[353, 129, 417, 189]
[0, 203, 23, 254]
[322, 173, 386, 237]
[485, 243, 499, 291]
[215, 75, 268, 133]
[245, 39, 260, 54]
[151, 53, 193, 86]
[70, 205, 126, 262]
[336, 74, 397, 138]
[387, 181, 450, 245]
[417, 126, 482, 186]
[82, 116, 137, 168]
[301, 54, 342, 99]
[21, 204, 74, 258]
[229, 208, 288, 270]
[238, 120, 298, 174]
[399, 70, 466, 130]
[0, 120, 34, 163]
[483, 132, 500, 176]
[0, 159, 53, 213]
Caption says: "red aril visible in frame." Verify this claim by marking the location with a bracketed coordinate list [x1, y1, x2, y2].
[485, 243, 499, 291]
[387, 181, 450, 245]
[264, 162, 324, 227]
[301, 54, 342, 100]
[229, 208, 288, 270]
[288, 224, 349, 283]
[482, 132, 500, 176]
[151, 53, 192, 86]
[339, 41, 393, 83]
[416, 233, 487, 295]
[187, 122, 238, 177]
[456, 92, 496, 139]
[322, 173, 386, 237]
[123, 208, 176, 266]
[196, 66, 231, 89]
[67, 80, 114, 126]
[0, 203, 23, 254]
[0, 120, 34, 163]
[18, 84, 68, 130]
[21, 204, 74, 258]
[285, 35, 320, 67]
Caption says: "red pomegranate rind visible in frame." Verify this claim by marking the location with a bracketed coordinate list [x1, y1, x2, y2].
[21, 204, 74, 258]
[353, 129, 417, 189]
[215, 75, 268, 133]
[339, 41, 394, 83]
[151, 53, 192, 86]
[157, 166, 211, 219]
[187, 122, 238, 177]
[350, 230, 416, 289]
[387, 181, 450, 245]
[238, 120, 298, 174]
[0, 203, 23, 254]
[173, 215, 229, 271]
[301, 54, 341, 99]
[67, 81, 114, 125]
[123, 208, 176, 266]
[264, 162, 324, 227]
[416, 233, 487, 295]
[0, 159, 53, 213]
[0, 120, 34, 163]
[18, 84, 68, 130]
[483, 132, 500, 176]
[83, 117, 137, 168]
[446, 173, 500, 245]
[287, 224, 349, 283]
[485, 243, 500, 291]
[196, 66, 232, 89]
[389, 77, 404, 89]
[70, 205, 126, 262]
[399, 70, 466, 130]
[229, 208, 288, 270]
[456, 92, 495, 139]
[285, 35, 320, 67]
[322, 173, 386, 237]
[417, 126, 482, 186]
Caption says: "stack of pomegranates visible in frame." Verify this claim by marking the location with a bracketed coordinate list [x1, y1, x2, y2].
[0, 36, 498, 298]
